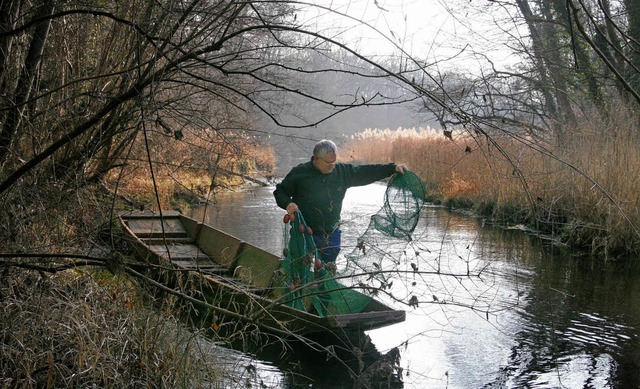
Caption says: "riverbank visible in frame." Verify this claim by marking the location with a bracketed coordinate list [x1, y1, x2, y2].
[341, 124, 640, 259]
[0, 259, 248, 387]
[0, 147, 276, 389]
[101, 130, 276, 212]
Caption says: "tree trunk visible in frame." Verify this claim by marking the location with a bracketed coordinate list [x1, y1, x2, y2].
[0, 0, 22, 84]
[514, 0, 582, 136]
[0, 1, 56, 166]
[623, 0, 640, 96]
[537, 0, 577, 131]
[515, 0, 558, 116]
[600, 0, 626, 97]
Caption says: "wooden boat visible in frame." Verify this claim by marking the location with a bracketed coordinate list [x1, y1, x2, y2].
[118, 210, 406, 338]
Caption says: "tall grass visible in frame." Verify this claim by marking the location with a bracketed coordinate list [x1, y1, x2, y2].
[342, 117, 640, 258]
[0, 179, 238, 388]
[0, 269, 233, 388]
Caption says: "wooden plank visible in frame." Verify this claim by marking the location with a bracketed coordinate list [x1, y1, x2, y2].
[120, 210, 181, 218]
[173, 260, 228, 275]
[332, 310, 406, 330]
[141, 237, 193, 245]
[148, 243, 209, 261]
[197, 225, 243, 270]
[233, 243, 281, 289]
[126, 218, 188, 239]
[126, 218, 186, 234]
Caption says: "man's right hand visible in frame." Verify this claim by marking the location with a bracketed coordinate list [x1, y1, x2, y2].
[286, 202, 298, 214]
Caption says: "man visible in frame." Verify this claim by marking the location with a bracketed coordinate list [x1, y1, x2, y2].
[273, 139, 406, 265]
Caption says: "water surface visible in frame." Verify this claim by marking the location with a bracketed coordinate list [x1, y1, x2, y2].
[192, 183, 640, 388]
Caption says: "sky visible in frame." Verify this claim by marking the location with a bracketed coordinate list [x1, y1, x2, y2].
[299, 0, 520, 71]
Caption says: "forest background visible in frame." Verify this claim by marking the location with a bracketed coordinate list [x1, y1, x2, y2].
[0, 0, 639, 387]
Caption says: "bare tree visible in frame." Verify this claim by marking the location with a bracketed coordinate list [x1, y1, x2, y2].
[2, 0, 639, 385]
[0, 0, 426, 198]
[0, 1, 56, 164]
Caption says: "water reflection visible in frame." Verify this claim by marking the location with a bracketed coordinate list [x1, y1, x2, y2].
[199, 340, 284, 388]
[192, 183, 640, 388]
[495, 254, 640, 388]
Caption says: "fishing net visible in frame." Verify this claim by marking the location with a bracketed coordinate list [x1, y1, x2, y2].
[279, 170, 426, 316]
[279, 210, 370, 316]
[345, 171, 427, 286]
[368, 171, 426, 239]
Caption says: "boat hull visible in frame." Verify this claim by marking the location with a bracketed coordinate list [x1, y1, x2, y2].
[118, 210, 405, 337]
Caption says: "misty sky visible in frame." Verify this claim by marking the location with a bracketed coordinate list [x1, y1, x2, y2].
[300, 0, 519, 70]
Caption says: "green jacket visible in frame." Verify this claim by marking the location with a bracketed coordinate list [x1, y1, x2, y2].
[273, 158, 397, 233]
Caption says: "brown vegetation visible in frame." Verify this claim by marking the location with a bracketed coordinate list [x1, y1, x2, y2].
[0, 267, 234, 388]
[0, 125, 275, 388]
[104, 129, 276, 210]
[342, 108, 640, 258]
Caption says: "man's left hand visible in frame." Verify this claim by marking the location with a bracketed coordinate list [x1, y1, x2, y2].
[395, 164, 407, 174]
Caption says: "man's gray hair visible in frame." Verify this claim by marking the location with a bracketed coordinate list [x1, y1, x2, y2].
[313, 139, 337, 157]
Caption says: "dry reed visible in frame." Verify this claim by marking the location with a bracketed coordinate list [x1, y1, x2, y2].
[0, 269, 231, 388]
[343, 120, 640, 258]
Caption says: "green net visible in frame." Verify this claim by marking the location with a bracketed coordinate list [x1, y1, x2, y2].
[280, 170, 426, 316]
[346, 171, 427, 285]
[369, 171, 427, 239]
[279, 210, 370, 316]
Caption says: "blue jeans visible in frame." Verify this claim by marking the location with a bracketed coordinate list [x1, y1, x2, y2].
[312, 229, 341, 263]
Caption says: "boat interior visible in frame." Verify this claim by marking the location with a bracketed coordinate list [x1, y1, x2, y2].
[120, 211, 282, 294]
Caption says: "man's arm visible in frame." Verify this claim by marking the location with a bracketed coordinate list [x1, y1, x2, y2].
[273, 180, 292, 210]
[346, 163, 403, 187]
[275, 165, 305, 208]
[274, 178, 299, 214]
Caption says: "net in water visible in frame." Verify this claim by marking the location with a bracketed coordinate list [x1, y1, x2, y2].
[279, 171, 427, 316]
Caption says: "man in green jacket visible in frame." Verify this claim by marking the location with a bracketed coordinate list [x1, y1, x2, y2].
[273, 139, 406, 265]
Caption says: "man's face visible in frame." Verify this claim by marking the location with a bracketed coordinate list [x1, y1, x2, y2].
[313, 152, 337, 174]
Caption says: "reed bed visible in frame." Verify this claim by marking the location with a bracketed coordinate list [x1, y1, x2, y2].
[0, 269, 232, 388]
[342, 122, 640, 258]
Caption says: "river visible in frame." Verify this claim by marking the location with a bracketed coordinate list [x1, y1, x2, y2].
[191, 183, 640, 389]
